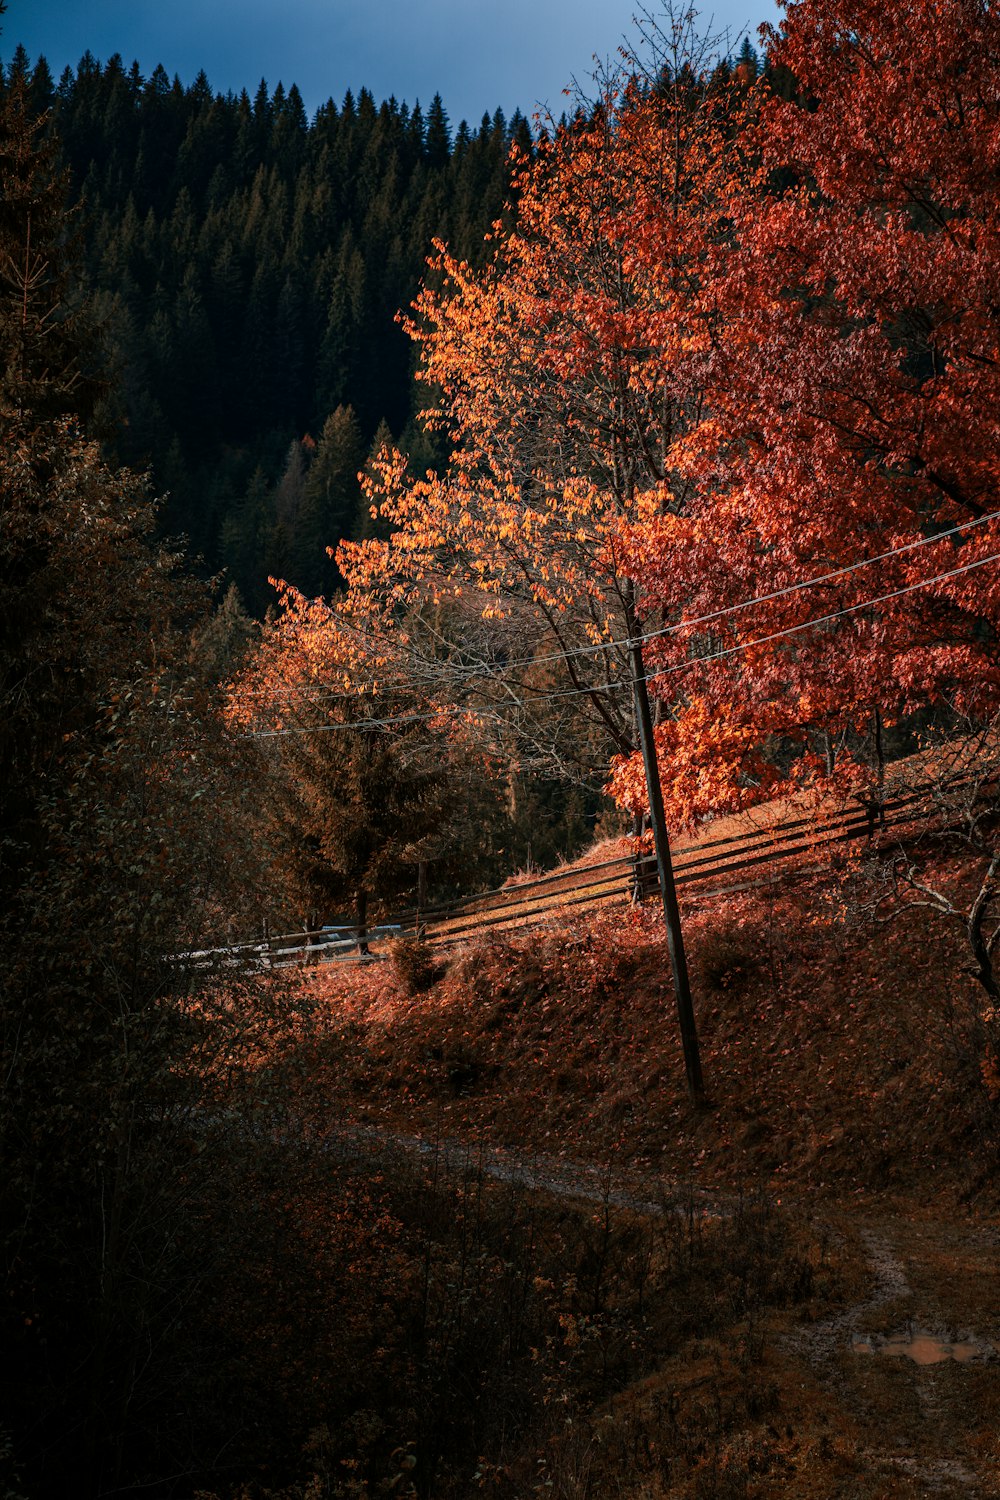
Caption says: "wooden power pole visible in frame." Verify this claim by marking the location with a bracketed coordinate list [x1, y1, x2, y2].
[627, 630, 705, 1103]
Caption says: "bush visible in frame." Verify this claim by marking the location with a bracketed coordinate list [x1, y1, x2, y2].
[695, 922, 762, 993]
[390, 936, 446, 995]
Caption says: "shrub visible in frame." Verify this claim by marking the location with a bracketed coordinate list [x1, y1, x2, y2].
[390, 936, 446, 995]
[695, 922, 762, 993]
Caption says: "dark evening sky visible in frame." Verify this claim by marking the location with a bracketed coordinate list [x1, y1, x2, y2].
[4, 1, 779, 127]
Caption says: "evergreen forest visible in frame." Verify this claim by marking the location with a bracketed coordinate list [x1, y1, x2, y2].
[1, 42, 532, 609]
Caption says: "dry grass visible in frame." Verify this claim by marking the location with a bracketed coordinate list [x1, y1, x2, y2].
[296, 868, 994, 1201]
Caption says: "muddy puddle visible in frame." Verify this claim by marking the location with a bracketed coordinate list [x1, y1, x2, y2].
[852, 1331, 987, 1365]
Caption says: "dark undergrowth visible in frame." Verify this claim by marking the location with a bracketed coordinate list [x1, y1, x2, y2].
[190, 1135, 826, 1500]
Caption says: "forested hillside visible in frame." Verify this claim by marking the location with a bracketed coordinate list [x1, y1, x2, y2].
[0, 45, 532, 608]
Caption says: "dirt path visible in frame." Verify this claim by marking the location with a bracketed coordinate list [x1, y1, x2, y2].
[313, 1118, 1000, 1495]
[783, 1215, 1000, 1497]
[326, 1120, 726, 1217]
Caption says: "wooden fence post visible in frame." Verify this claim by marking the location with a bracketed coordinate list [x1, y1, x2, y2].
[417, 859, 428, 938]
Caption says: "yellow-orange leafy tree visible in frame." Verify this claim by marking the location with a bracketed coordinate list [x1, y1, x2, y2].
[327, 36, 757, 797]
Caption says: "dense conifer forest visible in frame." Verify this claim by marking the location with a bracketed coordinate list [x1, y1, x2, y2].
[0, 44, 532, 608]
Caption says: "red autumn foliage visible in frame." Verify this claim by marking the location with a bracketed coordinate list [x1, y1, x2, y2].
[618, 0, 1000, 826]
[256, 3, 1000, 844]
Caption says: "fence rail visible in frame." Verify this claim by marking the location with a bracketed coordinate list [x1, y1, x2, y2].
[409, 781, 954, 953]
[197, 766, 976, 971]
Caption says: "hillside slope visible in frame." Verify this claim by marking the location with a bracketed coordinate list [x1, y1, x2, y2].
[215, 833, 1000, 1498]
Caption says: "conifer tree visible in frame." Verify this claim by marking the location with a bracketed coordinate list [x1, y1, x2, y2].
[354, 416, 395, 539]
[191, 579, 257, 681]
[0, 73, 97, 419]
[265, 435, 311, 587]
[0, 44, 525, 607]
[0, 58, 266, 1494]
[306, 402, 364, 556]
[425, 91, 451, 169]
[221, 463, 272, 611]
[271, 696, 454, 947]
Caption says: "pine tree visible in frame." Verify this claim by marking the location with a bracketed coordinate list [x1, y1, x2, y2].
[302, 402, 365, 576]
[0, 70, 266, 1494]
[305, 402, 364, 565]
[317, 235, 366, 417]
[15, 46, 524, 602]
[353, 416, 395, 539]
[0, 74, 98, 420]
[190, 579, 257, 680]
[221, 463, 272, 611]
[425, 91, 451, 169]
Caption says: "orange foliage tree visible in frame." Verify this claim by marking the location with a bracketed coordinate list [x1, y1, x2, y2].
[249, 2, 1000, 857]
[333, 36, 754, 795]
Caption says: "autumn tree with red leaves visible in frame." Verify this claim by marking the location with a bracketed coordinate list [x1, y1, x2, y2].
[613, 0, 1000, 828]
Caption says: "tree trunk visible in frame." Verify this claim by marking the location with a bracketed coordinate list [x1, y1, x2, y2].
[355, 887, 369, 956]
[967, 865, 1000, 1003]
[417, 860, 427, 938]
[967, 916, 1000, 1003]
[872, 707, 886, 829]
[822, 730, 836, 777]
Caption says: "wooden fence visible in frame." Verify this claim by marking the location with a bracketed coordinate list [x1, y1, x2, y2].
[202, 773, 962, 969]
[400, 782, 941, 954]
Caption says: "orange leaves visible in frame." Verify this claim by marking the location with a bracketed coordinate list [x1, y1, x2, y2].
[308, 70, 759, 790]
[232, 14, 1000, 840]
[608, 693, 792, 832]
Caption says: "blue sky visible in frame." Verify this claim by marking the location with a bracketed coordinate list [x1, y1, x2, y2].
[4, 1, 780, 128]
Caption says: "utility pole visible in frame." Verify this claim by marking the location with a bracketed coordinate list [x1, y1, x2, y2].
[627, 628, 705, 1103]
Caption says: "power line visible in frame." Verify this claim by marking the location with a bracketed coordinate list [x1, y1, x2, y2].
[670, 513, 997, 638]
[240, 508, 1000, 712]
[382, 508, 1000, 682]
[646, 544, 1000, 684]
[242, 545, 1000, 738]
[246, 705, 465, 739]
[516, 507, 1000, 673]
[533, 544, 1000, 701]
